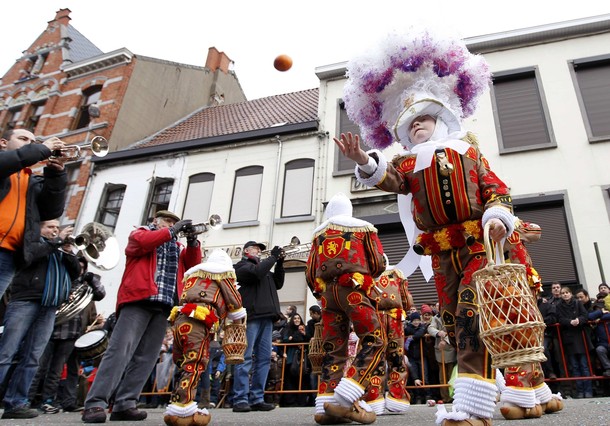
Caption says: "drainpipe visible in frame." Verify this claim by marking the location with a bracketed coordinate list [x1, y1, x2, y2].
[268, 135, 282, 246]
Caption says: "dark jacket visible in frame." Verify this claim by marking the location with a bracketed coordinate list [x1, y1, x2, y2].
[404, 321, 429, 361]
[538, 298, 558, 337]
[9, 237, 81, 304]
[234, 254, 284, 321]
[588, 309, 610, 349]
[555, 297, 589, 355]
[0, 143, 67, 267]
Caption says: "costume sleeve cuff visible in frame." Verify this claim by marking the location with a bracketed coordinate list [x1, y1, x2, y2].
[228, 308, 247, 321]
[358, 156, 378, 174]
[355, 149, 387, 187]
[482, 206, 515, 236]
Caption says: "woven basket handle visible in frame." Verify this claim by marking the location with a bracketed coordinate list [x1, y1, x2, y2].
[483, 222, 505, 267]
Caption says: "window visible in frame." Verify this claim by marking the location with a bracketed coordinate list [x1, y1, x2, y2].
[229, 166, 263, 223]
[73, 85, 102, 130]
[183, 173, 215, 224]
[25, 102, 46, 133]
[59, 163, 81, 225]
[491, 68, 555, 153]
[571, 55, 610, 142]
[4, 106, 23, 130]
[145, 177, 174, 224]
[281, 159, 314, 217]
[335, 101, 372, 174]
[96, 184, 126, 231]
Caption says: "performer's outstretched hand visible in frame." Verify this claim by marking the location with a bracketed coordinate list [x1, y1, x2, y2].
[334, 132, 369, 165]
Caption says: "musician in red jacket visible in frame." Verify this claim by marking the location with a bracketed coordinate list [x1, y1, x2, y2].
[82, 210, 201, 423]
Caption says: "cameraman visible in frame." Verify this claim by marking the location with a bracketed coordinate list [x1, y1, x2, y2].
[31, 257, 106, 413]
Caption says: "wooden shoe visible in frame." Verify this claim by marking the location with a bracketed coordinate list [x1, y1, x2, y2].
[541, 398, 564, 414]
[500, 404, 542, 420]
[314, 413, 353, 424]
[163, 412, 211, 426]
[441, 419, 493, 426]
[324, 402, 376, 424]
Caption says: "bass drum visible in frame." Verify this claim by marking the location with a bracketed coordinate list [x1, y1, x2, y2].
[74, 329, 108, 362]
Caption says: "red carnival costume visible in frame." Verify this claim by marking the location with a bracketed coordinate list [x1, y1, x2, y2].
[305, 193, 386, 425]
[367, 263, 413, 415]
[163, 250, 246, 426]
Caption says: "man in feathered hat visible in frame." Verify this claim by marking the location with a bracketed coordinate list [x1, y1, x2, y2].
[305, 193, 386, 424]
[335, 28, 561, 425]
[163, 249, 246, 426]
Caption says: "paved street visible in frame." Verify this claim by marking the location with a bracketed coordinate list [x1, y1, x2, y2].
[1, 397, 608, 426]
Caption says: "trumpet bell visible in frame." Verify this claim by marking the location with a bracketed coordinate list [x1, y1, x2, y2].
[208, 214, 222, 230]
[90, 136, 109, 157]
[74, 222, 119, 270]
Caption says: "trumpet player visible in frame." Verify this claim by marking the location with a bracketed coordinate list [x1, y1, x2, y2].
[0, 129, 68, 302]
[231, 241, 285, 413]
[82, 210, 201, 423]
[0, 219, 81, 420]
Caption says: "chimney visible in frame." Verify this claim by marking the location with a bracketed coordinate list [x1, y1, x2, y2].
[205, 47, 232, 74]
[52, 8, 72, 26]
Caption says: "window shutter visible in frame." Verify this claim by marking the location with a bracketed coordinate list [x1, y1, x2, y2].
[513, 202, 577, 286]
[494, 74, 551, 150]
[574, 62, 610, 137]
[377, 227, 438, 306]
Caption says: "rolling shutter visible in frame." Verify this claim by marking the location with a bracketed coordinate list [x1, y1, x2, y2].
[377, 224, 438, 307]
[513, 200, 578, 287]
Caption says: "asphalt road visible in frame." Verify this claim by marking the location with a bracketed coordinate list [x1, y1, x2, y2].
[1, 397, 608, 426]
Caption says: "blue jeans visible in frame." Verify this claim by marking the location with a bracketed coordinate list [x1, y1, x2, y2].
[232, 318, 273, 405]
[567, 354, 593, 396]
[0, 301, 56, 410]
[0, 250, 16, 300]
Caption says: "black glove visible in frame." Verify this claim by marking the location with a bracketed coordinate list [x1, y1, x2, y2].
[171, 219, 193, 235]
[186, 233, 199, 247]
[83, 271, 95, 283]
[85, 273, 106, 301]
[270, 245, 284, 259]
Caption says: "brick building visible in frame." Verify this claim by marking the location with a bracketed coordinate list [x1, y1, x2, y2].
[0, 8, 246, 224]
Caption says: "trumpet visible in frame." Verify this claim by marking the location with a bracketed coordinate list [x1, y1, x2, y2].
[178, 214, 222, 238]
[51, 136, 109, 160]
[261, 236, 312, 258]
[65, 222, 119, 271]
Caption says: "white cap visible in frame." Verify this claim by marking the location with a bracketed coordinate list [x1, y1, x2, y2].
[200, 249, 234, 274]
[324, 193, 353, 220]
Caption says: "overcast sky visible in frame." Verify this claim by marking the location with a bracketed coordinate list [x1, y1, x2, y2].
[1, 1, 609, 100]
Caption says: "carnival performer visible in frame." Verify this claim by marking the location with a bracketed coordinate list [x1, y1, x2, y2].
[366, 255, 414, 415]
[334, 28, 559, 426]
[305, 192, 386, 425]
[163, 249, 246, 426]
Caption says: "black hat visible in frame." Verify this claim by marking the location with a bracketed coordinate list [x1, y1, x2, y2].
[243, 240, 266, 251]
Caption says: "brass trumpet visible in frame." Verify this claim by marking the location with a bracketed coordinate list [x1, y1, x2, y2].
[260, 236, 312, 258]
[51, 135, 109, 160]
[178, 214, 222, 238]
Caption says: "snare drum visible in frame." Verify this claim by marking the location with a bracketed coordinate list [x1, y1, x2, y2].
[75, 330, 108, 361]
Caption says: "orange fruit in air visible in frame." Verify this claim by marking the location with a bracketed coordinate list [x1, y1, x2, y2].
[273, 54, 293, 72]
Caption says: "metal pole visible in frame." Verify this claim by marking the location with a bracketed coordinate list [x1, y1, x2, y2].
[594, 242, 606, 284]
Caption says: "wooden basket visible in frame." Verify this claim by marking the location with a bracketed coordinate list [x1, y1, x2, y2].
[308, 322, 324, 375]
[222, 322, 248, 365]
[473, 223, 546, 369]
